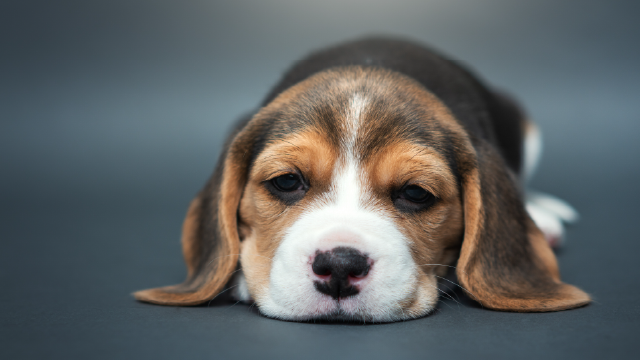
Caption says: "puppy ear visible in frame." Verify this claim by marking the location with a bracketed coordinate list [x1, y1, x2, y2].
[134, 120, 256, 306]
[456, 139, 590, 311]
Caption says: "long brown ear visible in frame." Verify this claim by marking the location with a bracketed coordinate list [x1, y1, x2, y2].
[134, 119, 256, 306]
[456, 139, 590, 312]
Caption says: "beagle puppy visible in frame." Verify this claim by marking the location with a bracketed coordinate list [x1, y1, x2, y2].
[135, 38, 590, 322]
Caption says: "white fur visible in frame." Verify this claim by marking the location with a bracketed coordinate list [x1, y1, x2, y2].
[527, 191, 579, 223]
[522, 121, 579, 248]
[257, 95, 435, 321]
[229, 271, 252, 304]
[522, 121, 543, 184]
[345, 93, 366, 145]
[526, 191, 579, 248]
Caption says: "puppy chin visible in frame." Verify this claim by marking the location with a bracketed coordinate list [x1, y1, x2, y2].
[247, 269, 439, 323]
[257, 289, 438, 323]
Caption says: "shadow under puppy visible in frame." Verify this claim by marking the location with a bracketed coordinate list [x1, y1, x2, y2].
[135, 38, 590, 322]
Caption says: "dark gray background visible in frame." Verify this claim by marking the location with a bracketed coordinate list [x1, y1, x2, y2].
[2, 0, 639, 359]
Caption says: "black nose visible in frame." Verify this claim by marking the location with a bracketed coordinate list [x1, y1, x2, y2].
[312, 247, 370, 299]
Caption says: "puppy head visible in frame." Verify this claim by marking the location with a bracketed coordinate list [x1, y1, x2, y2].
[135, 66, 589, 321]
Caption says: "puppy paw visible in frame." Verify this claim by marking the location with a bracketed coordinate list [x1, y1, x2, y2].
[229, 271, 254, 304]
[525, 190, 579, 248]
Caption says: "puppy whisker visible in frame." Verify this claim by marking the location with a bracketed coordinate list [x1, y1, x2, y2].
[207, 284, 238, 307]
[425, 282, 461, 310]
[226, 300, 243, 310]
[435, 279, 460, 301]
[433, 275, 470, 300]
[431, 274, 481, 305]
[416, 264, 481, 304]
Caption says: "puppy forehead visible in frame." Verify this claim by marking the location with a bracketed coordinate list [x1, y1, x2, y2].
[251, 66, 462, 177]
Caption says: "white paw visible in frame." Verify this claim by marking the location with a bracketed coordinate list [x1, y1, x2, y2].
[228, 270, 254, 304]
[526, 190, 579, 248]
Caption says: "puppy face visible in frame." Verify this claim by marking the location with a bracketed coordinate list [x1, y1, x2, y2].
[134, 64, 590, 320]
[237, 68, 464, 321]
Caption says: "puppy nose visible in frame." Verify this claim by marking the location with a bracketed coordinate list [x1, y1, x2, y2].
[312, 247, 370, 299]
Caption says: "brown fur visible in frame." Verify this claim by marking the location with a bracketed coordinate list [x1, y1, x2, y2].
[455, 140, 590, 311]
[134, 65, 589, 313]
[234, 68, 470, 315]
[238, 129, 339, 298]
[363, 141, 464, 279]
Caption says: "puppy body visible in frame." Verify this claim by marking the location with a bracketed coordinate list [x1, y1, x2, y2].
[135, 38, 589, 322]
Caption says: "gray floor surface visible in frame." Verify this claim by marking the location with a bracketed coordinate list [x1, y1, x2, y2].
[2, 1, 639, 359]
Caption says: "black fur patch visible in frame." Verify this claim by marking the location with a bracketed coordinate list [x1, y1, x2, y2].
[261, 37, 523, 174]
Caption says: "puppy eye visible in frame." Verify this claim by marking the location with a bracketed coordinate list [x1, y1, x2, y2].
[401, 185, 432, 203]
[393, 184, 436, 212]
[266, 173, 307, 205]
[271, 174, 303, 192]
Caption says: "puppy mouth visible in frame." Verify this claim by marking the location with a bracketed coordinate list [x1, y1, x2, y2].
[259, 294, 426, 323]
[259, 302, 366, 323]
[260, 301, 434, 323]
[304, 308, 369, 323]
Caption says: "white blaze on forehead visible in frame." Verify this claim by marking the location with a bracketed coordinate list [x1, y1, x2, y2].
[333, 93, 369, 209]
[344, 93, 368, 152]
[258, 92, 434, 321]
